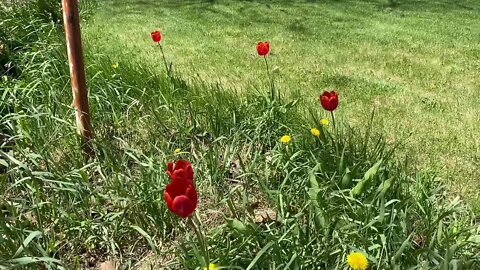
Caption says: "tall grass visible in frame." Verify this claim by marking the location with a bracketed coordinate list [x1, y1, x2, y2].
[1, 1, 479, 269]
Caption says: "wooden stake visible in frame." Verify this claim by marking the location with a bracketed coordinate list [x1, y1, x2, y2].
[61, 0, 94, 159]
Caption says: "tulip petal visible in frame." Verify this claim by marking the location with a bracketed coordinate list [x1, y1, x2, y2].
[174, 160, 189, 170]
[164, 181, 198, 218]
[165, 181, 188, 200]
[166, 162, 174, 178]
[167, 160, 194, 184]
[163, 189, 175, 213]
[172, 195, 195, 218]
[174, 160, 194, 181]
[185, 185, 198, 210]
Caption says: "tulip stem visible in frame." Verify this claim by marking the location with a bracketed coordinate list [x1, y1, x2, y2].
[189, 213, 210, 268]
[159, 44, 170, 77]
[330, 111, 336, 130]
[263, 56, 275, 100]
[331, 110, 340, 156]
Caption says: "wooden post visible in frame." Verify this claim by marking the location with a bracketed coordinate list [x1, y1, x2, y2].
[61, 0, 94, 159]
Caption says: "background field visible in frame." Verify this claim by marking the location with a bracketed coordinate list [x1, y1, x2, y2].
[84, 0, 480, 208]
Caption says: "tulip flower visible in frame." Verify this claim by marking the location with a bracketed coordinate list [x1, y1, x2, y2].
[151, 30, 162, 43]
[151, 30, 172, 75]
[164, 160, 210, 265]
[320, 90, 339, 112]
[164, 160, 197, 218]
[256, 41, 270, 56]
[257, 41, 276, 99]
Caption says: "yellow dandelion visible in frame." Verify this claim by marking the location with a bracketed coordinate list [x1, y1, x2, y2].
[174, 148, 181, 154]
[320, 118, 329, 126]
[347, 251, 368, 270]
[111, 63, 119, 69]
[203, 263, 218, 270]
[280, 135, 292, 144]
[310, 128, 320, 137]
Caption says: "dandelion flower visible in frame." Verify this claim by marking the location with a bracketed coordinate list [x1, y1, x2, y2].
[347, 251, 368, 270]
[320, 118, 329, 126]
[203, 263, 218, 270]
[112, 63, 119, 69]
[280, 135, 292, 144]
[310, 128, 320, 137]
[174, 148, 181, 154]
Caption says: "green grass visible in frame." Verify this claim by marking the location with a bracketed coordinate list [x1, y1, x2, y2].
[2, 0, 480, 269]
[84, 0, 480, 207]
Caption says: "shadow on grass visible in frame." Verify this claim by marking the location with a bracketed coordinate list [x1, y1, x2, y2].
[382, 0, 477, 11]
[100, 0, 480, 29]
[103, 0, 479, 12]
[158, 0, 479, 12]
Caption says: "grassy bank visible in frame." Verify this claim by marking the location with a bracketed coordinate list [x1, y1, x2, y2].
[83, 0, 480, 208]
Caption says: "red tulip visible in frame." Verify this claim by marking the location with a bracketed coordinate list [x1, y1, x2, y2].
[256, 41, 270, 56]
[164, 160, 197, 218]
[151, 30, 162, 43]
[320, 91, 339, 111]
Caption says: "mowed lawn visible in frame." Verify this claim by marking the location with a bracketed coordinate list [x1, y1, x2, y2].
[83, 0, 480, 207]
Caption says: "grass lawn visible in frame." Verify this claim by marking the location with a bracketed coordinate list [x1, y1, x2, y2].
[84, 0, 480, 208]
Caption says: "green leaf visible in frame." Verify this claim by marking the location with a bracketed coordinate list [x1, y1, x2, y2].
[351, 180, 367, 197]
[13, 231, 43, 258]
[283, 252, 298, 270]
[246, 241, 275, 270]
[9, 256, 61, 265]
[307, 169, 320, 206]
[307, 169, 325, 229]
[393, 234, 412, 263]
[364, 160, 382, 181]
[377, 177, 394, 197]
[79, 169, 89, 182]
[226, 218, 248, 234]
[368, 244, 381, 251]
[341, 167, 353, 188]
[0, 158, 8, 168]
[130, 225, 158, 253]
[338, 145, 347, 175]
[8, 257, 39, 265]
[379, 197, 385, 223]
[467, 235, 480, 243]
[0, 151, 29, 173]
[352, 160, 382, 197]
